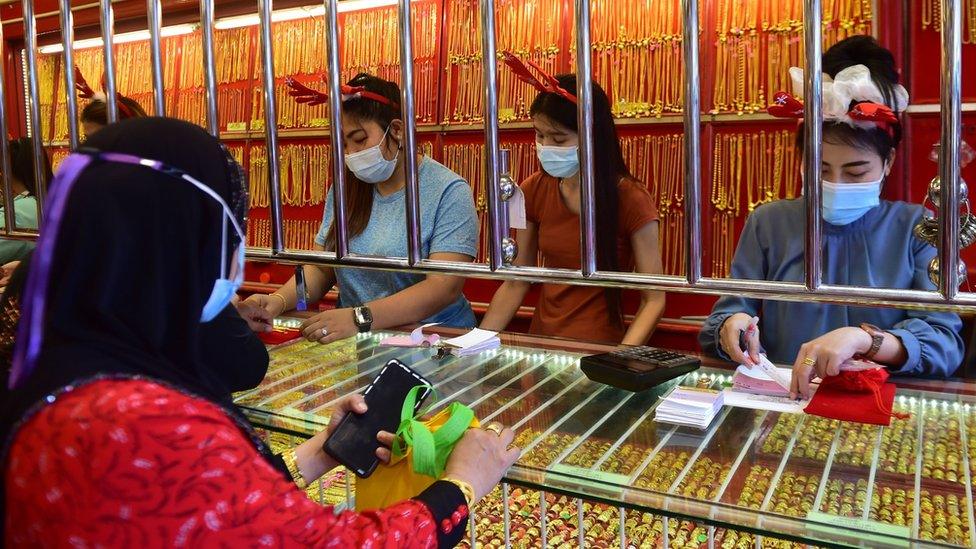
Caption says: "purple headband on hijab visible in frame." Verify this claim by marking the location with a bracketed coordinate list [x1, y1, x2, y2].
[9, 153, 93, 388]
[8, 149, 248, 389]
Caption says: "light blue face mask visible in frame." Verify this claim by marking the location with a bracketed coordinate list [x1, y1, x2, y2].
[821, 174, 884, 226]
[345, 124, 400, 184]
[536, 143, 579, 178]
[200, 232, 246, 322]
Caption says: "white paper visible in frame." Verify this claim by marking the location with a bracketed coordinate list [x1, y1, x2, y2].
[722, 388, 810, 414]
[443, 328, 498, 349]
[379, 323, 440, 347]
[756, 355, 793, 391]
[734, 364, 792, 382]
[508, 186, 527, 229]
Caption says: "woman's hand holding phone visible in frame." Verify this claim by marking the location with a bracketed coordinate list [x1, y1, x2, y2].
[293, 395, 395, 485]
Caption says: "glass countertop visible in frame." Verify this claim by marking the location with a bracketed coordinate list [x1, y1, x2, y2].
[235, 331, 976, 548]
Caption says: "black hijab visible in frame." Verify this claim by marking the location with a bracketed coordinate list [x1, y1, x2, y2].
[1, 118, 274, 464]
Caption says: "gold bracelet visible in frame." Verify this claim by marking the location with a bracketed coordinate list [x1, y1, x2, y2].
[441, 476, 475, 507]
[269, 293, 288, 313]
[281, 449, 308, 490]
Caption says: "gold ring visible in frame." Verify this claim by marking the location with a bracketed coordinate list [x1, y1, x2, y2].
[484, 423, 503, 436]
[802, 357, 816, 366]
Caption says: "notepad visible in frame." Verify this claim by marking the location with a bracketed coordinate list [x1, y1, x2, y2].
[654, 386, 724, 429]
[442, 328, 500, 357]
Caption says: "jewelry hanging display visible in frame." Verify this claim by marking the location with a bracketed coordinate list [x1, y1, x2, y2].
[442, 140, 535, 262]
[708, 129, 800, 277]
[581, 0, 683, 119]
[444, 0, 562, 124]
[338, 2, 439, 124]
[620, 133, 685, 275]
[709, 0, 873, 114]
[922, 0, 976, 43]
[248, 143, 330, 209]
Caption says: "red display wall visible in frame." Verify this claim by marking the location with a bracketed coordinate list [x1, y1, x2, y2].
[2, 0, 973, 351]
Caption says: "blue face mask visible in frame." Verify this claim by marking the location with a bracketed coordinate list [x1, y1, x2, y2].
[200, 237, 246, 322]
[536, 143, 579, 178]
[821, 176, 883, 226]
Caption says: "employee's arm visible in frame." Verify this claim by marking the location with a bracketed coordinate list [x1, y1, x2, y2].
[480, 223, 539, 332]
[621, 221, 665, 346]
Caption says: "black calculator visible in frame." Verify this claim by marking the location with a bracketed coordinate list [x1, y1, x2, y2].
[580, 346, 701, 392]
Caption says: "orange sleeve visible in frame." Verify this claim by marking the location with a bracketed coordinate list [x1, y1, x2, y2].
[618, 179, 659, 235]
[519, 171, 545, 224]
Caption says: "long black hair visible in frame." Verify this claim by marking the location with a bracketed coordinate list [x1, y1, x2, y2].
[8, 138, 52, 197]
[324, 72, 403, 249]
[797, 35, 904, 160]
[530, 74, 630, 326]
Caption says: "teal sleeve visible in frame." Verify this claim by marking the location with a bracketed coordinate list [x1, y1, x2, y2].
[0, 237, 34, 265]
[699, 212, 765, 360]
[887, 238, 965, 377]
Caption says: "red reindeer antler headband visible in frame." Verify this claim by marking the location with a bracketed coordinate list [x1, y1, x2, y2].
[284, 77, 400, 110]
[767, 64, 906, 139]
[501, 51, 577, 104]
[767, 91, 899, 138]
[74, 66, 134, 119]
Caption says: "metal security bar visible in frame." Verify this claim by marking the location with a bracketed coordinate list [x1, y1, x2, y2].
[22, 0, 46, 210]
[147, 0, 165, 117]
[99, 0, 118, 124]
[7, 0, 975, 314]
[59, 0, 80, 149]
[200, 0, 219, 137]
[802, 0, 823, 291]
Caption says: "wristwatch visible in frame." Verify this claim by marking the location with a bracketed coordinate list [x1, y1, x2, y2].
[353, 306, 373, 333]
[859, 323, 885, 359]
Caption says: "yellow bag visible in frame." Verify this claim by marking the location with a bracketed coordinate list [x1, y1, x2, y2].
[356, 387, 479, 511]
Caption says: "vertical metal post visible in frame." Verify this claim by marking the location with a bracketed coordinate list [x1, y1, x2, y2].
[59, 0, 80, 149]
[398, 0, 422, 265]
[682, 0, 701, 284]
[147, 0, 165, 117]
[574, 0, 597, 276]
[480, 0, 504, 270]
[99, 0, 119, 124]
[257, 0, 284, 252]
[0, 20, 13, 235]
[802, 0, 823, 290]
[22, 0, 47, 210]
[323, 0, 349, 258]
[200, 0, 219, 137]
[939, 0, 963, 298]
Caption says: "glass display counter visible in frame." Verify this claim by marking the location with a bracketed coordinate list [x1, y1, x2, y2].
[234, 328, 976, 548]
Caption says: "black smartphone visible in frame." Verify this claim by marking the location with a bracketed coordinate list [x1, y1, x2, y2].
[323, 359, 432, 478]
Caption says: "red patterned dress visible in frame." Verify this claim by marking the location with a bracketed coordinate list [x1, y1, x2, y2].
[4, 379, 468, 548]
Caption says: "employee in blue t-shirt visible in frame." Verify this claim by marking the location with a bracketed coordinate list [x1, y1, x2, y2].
[240, 73, 478, 344]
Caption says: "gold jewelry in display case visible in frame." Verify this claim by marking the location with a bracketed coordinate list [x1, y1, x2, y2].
[236, 329, 976, 548]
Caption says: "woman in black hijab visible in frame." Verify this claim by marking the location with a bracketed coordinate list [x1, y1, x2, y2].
[2, 118, 518, 547]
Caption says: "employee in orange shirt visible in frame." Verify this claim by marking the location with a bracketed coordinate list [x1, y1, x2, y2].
[481, 55, 665, 345]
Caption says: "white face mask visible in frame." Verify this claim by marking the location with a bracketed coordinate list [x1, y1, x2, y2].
[536, 143, 579, 178]
[344, 124, 400, 184]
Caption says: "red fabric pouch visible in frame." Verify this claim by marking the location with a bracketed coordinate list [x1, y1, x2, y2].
[803, 368, 910, 426]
